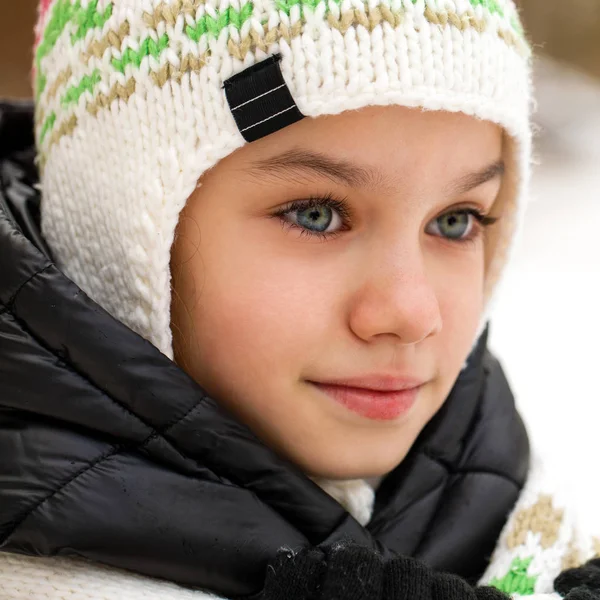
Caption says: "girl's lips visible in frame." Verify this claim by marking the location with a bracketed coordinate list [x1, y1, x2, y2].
[311, 382, 421, 421]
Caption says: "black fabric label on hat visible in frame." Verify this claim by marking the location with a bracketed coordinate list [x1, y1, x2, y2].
[223, 54, 305, 143]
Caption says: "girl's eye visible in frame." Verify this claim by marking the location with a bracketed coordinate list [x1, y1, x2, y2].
[426, 209, 497, 243]
[292, 204, 340, 233]
[273, 195, 350, 239]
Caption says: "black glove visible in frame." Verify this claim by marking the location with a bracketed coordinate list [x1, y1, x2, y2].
[556, 559, 600, 599]
[260, 541, 509, 600]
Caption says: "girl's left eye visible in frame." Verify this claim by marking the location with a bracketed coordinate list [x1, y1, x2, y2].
[426, 209, 497, 243]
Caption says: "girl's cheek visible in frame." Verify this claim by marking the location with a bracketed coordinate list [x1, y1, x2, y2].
[433, 257, 485, 355]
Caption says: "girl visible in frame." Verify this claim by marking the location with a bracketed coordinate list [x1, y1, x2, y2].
[0, 0, 598, 598]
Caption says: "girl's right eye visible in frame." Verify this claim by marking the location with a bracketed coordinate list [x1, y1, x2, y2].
[272, 195, 352, 239]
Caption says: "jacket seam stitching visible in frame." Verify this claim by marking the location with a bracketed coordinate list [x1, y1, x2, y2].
[0, 201, 222, 480]
[0, 399, 215, 546]
[422, 449, 523, 489]
[3, 292, 218, 480]
[447, 467, 522, 489]
[0, 264, 53, 316]
[0, 446, 122, 544]
[410, 452, 522, 557]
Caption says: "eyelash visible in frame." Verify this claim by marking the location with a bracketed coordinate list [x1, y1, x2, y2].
[271, 194, 498, 245]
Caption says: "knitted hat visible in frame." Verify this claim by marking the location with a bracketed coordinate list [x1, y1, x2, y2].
[33, 0, 532, 359]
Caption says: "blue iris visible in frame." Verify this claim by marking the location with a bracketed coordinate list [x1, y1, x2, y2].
[437, 212, 469, 239]
[296, 205, 333, 232]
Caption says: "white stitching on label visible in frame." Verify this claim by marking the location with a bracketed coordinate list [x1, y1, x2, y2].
[230, 83, 287, 111]
[240, 105, 296, 132]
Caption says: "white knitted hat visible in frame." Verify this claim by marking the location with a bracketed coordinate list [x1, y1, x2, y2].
[34, 0, 532, 359]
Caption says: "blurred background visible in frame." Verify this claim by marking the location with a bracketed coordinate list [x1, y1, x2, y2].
[1, 2, 599, 527]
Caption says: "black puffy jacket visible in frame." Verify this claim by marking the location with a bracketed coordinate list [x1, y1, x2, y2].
[0, 101, 531, 599]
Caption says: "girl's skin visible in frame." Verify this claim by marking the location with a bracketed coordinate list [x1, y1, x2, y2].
[171, 105, 504, 480]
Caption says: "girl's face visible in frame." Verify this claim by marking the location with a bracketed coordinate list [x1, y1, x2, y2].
[171, 105, 504, 479]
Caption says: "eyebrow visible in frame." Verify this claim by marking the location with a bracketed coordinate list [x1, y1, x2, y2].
[249, 149, 504, 194]
[446, 159, 505, 195]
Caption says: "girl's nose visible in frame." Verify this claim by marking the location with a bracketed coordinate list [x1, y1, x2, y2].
[348, 248, 443, 346]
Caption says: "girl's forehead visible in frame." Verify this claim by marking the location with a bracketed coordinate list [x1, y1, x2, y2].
[225, 106, 504, 187]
